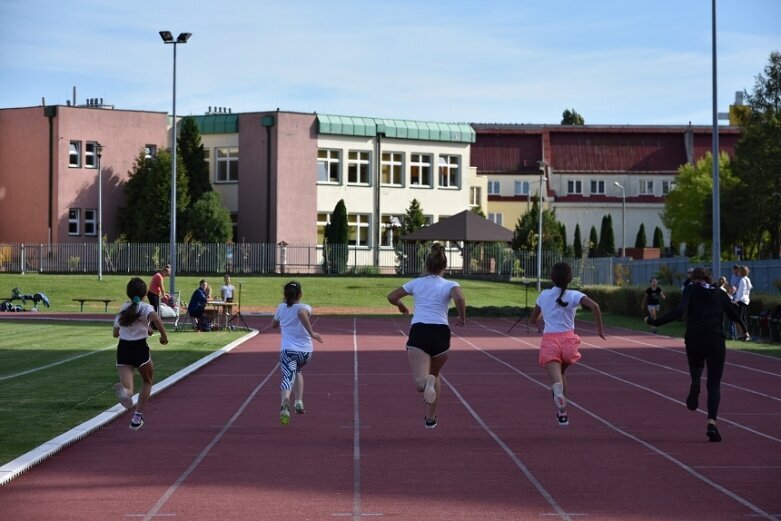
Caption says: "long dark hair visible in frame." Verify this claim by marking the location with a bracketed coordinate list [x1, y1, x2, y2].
[119, 277, 147, 327]
[550, 262, 573, 307]
[425, 242, 447, 274]
[283, 281, 302, 307]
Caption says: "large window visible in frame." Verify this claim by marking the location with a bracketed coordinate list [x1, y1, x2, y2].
[348, 214, 370, 246]
[317, 149, 341, 183]
[347, 150, 371, 185]
[488, 213, 503, 226]
[514, 180, 530, 196]
[410, 153, 432, 187]
[662, 180, 675, 195]
[84, 209, 97, 236]
[316, 213, 331, 245]
[68, 208, 80, 235]
[85, 142, 98, 168]
[438, 155, 460, 188]
[470, 186, 482, 207]
[639, 179, 654, 195]
[381, 152, 403, 186]
[216, 147, 239, 182]
[381, 214, 403, 247]
[69, 141, 81, 168]
[567, 180, 582, 194]
[487, 180, 501, 195]
[590, 180, 605, 195]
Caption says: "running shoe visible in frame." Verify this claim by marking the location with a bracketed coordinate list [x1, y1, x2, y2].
[294, 401, 305, 414]
[424, 417, 438, 429]
[556, 411, 569, 426]
[423, 375, 437, 404]
[280, 403, 291, 425]
[706, 423, 722, 442]
[113, 383, 133, 410]
[686, 383, 700, 411]
[552, 382, 566, 410]
[650, 327, 658, 335]
[129, 413, 144, 431]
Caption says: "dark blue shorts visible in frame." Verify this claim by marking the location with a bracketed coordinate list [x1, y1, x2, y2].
[406, 323, 451, 357]
[116, 338, 151, 368]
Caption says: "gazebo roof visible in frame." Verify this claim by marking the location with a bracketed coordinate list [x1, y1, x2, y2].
[401, 210, 512, 242]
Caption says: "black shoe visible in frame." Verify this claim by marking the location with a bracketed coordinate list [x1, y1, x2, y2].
[707, 423, 722, 442]
[686, 384, 700, 411]
[424, 417, 437, 429]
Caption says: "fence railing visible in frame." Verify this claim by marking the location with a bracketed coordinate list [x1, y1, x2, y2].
[0, 242, 778, 293]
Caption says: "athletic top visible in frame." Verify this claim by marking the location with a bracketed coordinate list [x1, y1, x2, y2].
[274, 302, 314, 353]
[645, 287, 662, 306]
[733, 277, 752, 305]
[535, 287, 587, 334]
[402, 275, 460, 326]
[221, 283, 235, 301]
[149, 272, 164, 296]
[114, 302, 155, 341]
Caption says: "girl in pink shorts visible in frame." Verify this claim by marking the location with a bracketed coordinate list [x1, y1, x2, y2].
[530, 262, 605, 426]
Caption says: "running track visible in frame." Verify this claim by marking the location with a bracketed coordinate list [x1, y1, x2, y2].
[1, 316, 779, 520]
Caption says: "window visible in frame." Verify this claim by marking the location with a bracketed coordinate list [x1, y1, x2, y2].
[144, 144, 157, 159]
[410, 154, 432, 187]
[215, 147, 239, 182]
[590, 180, 605, 194]
[514, 180, 530, 196]
[84, 209, 97, 236]
[348, 214, 370, 246]
[85, 142, 98, 168]
[382, 215, 403, 247]
[488, 213, 503, 226]
[567, 180, 582, 194]
[487, 180, 501, 195]
[662, 180, 675, 194]
[316, 213, 331, 245]
[381, 152, 403, 186]
[438, 155, 460, 188]
[230, 212, 238, 243]
[68, 208, 80, 235]
[69, 141, 81, 168]
[317, 149, 341, 183]
[347, 150, 371, 185]
[470, 187, 481, 207]
[639, 180, 654, 195]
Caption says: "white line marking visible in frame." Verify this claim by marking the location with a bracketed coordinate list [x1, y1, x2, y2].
[142, 363, 277, 521]
[0, 345, 115, 381]
[352, 317, 363, 521]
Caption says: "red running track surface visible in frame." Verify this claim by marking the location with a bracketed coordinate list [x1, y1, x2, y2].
[1, 315, 779, 520]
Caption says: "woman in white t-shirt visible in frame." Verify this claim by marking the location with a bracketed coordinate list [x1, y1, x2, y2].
[529, 262, 605, 427]
[112, 277, 169, 431]
[272, 281, 323, 425]
[387, 242, 466, 429]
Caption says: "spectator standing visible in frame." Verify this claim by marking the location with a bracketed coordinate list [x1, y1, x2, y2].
[221, 275, 236, 302]
[732, 266, 753, 340]
[147, 264, 170, 315]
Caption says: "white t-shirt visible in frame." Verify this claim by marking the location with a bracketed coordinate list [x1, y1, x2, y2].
[402, 275, 460, 325]
[114, 301, 155, 341]
[274, 302, 314, 353]
[221, 283, 235, 301]
[535, 287, 587, 334]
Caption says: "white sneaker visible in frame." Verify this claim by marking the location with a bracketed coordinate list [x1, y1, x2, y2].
[113, 383, 133, 410]
[552, 383, 566, 410]
[423, 375, 437, 404]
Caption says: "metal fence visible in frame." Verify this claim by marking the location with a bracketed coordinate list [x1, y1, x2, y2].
[0, 242, 778, 293]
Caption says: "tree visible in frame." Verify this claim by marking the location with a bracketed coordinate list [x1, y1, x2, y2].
[117, 150, 190, 242]
[728, 51, 781, 258]
[652, 226, 664, 250]
[511, 199, 565, 253]
[399, 199, 427, 275]
[324, 200, 349, 273]
[598, 215, 615, 256]
[185, 192, 233, 243]
[588, 226, 599, 257]
[573, 224, 583, 258]
[178, 116, 212, 203]
[561, 109, 585, 125]
[635, 223, 647, 248]
[401, 198, 427, 235]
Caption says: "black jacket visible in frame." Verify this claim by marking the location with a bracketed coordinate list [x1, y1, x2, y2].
[647, 282, 747, 341]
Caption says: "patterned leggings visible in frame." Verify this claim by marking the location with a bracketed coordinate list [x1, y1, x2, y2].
[279, 350, 312, 390]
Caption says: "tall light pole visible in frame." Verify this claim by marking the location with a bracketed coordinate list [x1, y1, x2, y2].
[710, 0, 721, 278]
[159, 30, 191, 294]
[614, 181, 626, 257]
[537, 161, 548, 291]
[96, 143, 103, 281]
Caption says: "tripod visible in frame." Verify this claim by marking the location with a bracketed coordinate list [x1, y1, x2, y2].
[227, 283, 250, 331]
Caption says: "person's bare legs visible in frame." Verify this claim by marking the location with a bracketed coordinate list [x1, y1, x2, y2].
[293, 373, 305, 413]
[425, 353, 448, 421]
[135, 361, 154, 414]
[114, 365, 135, 410]
[408, 347, 449, 422]
[545, 361, 567, 410]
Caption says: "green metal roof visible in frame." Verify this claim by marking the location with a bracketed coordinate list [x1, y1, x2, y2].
[190, 114, 239, 134]
[317, 114, 475, 143]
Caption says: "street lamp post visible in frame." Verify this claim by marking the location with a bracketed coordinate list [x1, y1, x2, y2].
[159, 30, 191, 294]
[614, 182, 626, 257]
[96, 143, 103, 281]
[537, 162, 548, 291]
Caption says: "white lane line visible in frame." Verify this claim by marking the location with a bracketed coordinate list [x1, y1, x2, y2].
[443, 375, 574, 521]
[0, 345, 115, 381]
[141, 362, 278, 521]
[352, 317, 363, 521]
[458, 329, 777, 521]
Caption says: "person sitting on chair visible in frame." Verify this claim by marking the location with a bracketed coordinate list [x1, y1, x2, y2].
[187, 280, 209, 331]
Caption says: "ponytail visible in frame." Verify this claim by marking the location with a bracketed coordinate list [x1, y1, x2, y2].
[119, 278, 147, 326]
[550, 262, 573, 307]
[425, 242, 447, 274]
[283, 281, 302, 307]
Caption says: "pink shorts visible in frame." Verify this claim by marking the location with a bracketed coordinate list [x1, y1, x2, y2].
[539, 331, 582, 368]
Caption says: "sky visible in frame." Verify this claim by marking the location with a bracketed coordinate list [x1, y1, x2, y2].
[1, 0, 779, 126]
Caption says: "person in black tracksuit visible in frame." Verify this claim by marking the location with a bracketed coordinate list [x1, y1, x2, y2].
[645, 267, 747, 443]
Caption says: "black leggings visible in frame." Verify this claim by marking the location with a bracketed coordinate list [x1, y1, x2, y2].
[685, 335, 726, 420]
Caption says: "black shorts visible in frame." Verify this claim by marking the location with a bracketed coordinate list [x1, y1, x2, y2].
[406, 323, 451, 357]
[116, 339, 151, 368]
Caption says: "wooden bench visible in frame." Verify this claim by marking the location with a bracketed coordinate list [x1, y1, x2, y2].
[73, 298, 114, 312]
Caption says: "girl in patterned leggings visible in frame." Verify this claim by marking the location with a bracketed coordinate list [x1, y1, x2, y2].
[271, 281, 323, 425]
